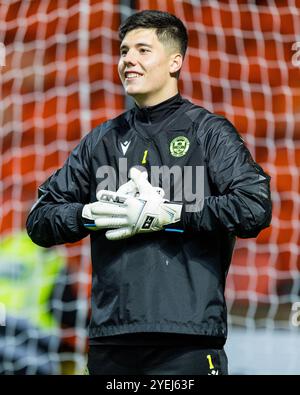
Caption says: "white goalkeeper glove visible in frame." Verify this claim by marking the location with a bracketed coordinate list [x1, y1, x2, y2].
[117, 172, 165, 198]
[90, 168, 182, 240]
[82, 169, 165, 230]
[82, 178, 137, 226]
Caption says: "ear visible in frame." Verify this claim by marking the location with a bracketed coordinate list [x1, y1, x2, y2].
[169, 53, 183, 74]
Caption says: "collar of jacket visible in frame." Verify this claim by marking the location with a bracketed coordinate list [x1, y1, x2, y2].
[134, 93, 184, 124]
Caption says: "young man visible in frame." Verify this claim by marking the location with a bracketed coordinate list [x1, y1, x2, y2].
[26, 10, 272, 375]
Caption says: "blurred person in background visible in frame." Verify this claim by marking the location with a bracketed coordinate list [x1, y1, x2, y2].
[0, 231, 81, 374]
[26, 10, 272, 375]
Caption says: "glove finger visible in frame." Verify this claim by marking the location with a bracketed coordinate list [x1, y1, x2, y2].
[91, 202, 127, 216]
[153, 187, 165, 198]
[94, 217, 129, 228]
[96, 189, 127, 203]
[105, 227, 134, 241]
[117, 179, 138, 196]
[129, 169, 154, 196]
[128, 167, 146, 181]
[129, 169, 164, 198]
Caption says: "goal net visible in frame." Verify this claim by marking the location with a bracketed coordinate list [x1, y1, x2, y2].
[1, 0, 299, 374]
[137, 0, 300, 327]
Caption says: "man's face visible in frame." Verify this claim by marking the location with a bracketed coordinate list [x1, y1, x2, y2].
[118, 28, 178, 106]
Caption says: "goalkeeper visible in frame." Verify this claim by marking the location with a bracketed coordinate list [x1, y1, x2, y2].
[26, 10, 272, 375]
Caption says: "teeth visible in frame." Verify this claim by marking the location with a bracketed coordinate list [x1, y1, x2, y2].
[126, 73, 141, 79]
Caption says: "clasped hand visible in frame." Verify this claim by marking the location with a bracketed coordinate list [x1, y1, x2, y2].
[82, 168, 182, 240]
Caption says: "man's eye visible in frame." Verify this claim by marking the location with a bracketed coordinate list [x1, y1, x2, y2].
[140, 48, 150, 53]
[121, 51, 127, 56]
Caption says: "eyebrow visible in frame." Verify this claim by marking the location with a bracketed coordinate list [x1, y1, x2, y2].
[120, 43, 152, 51]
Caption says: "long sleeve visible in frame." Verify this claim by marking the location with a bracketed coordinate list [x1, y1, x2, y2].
[181, 118, 272, 238]
[26, 133, 92, 247]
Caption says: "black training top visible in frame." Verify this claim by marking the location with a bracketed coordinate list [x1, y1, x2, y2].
[26, 94, 272, 347]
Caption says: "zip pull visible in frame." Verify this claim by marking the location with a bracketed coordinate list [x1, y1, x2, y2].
[141, 149, 148, 164]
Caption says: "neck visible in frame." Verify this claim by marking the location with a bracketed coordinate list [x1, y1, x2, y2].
[133, 88, 179, 108]
[134, 92, 183, 125]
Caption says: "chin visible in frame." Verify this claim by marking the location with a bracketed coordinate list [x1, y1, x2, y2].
[125, 88, 145, 97]
[126, 87, 138, 94]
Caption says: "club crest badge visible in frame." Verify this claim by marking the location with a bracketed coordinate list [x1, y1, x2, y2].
[170, 136, 190, 157]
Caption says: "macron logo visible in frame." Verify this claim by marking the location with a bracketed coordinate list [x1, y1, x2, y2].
[120, 140, 131, 155]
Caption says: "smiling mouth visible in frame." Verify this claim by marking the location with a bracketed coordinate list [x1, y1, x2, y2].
[124, 72, 143, 80]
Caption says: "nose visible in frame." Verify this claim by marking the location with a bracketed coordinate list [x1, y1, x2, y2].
[122, 50, 137, 66]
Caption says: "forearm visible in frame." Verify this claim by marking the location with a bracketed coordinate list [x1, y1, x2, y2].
[26, 202, 89, 247]
[180, 173, 272, 238]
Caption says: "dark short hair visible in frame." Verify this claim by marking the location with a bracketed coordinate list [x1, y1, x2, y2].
[119, 10, 188, 58]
